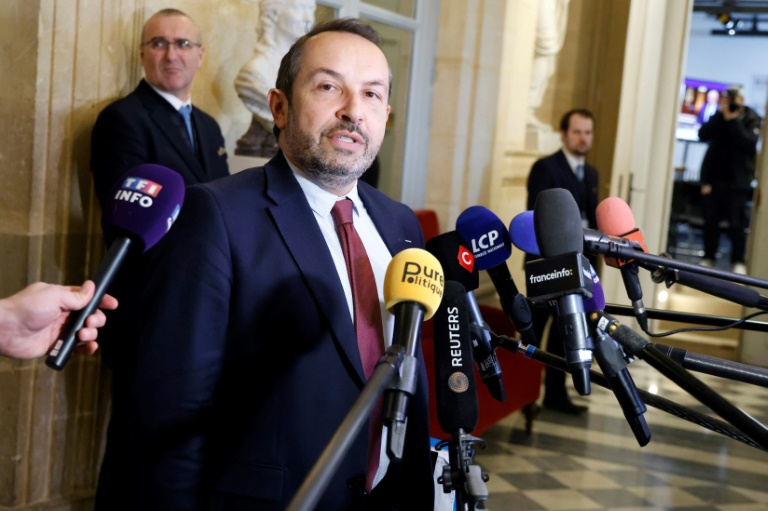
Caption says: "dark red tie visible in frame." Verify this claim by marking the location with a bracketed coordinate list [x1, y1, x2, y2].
[331, 199, 384, 492]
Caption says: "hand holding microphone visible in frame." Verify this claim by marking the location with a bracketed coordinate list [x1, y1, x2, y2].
[46, 164, 185, 370]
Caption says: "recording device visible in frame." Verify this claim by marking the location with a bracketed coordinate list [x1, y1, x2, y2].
[46, 164, 185, 370]
[527, 188, 593, 395]
[426, 231, 505, 402]
[596, 197, 649, 331]
[455, 206, 537, 347]
[726, 87, 741, 113]
[383, 248, 445, 459]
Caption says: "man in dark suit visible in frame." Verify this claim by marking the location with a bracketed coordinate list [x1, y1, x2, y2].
[133, 19, 434, 510]
[527, 108, 598, 415]
[89, 9, 228, 510]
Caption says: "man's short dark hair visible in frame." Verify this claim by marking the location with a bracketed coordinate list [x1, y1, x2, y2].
[272, 18, 391, 139]
[560, 109, 595, 132]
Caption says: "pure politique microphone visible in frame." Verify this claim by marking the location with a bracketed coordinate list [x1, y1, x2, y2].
[383, 248, 445, 459]
[46, 164, 185, 370]
[526, 188, 594, 395]
[596, 197, 649, 331]
[426, 231, 505, 402]
[456, 206, 537, 346]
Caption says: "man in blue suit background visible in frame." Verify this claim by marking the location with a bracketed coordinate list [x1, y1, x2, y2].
[90, 9, 229, 510]
[134, 18, 434, 510]
[526, 109, 599, 415]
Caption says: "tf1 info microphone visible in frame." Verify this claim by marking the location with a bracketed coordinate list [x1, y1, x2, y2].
[455, 206, 537, 347]
[46, 164, 185, 370]
[596, 197, 649, 331]
[432, 280, 479, 435]
[527, 188, 593, 395]
[426, 231, 505, 402]
[383, 248, 445, 459]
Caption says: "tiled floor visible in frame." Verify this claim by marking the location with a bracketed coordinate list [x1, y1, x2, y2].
[471, 362, 768, 510]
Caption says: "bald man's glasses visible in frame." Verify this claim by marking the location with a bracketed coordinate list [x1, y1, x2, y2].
[141, 37, 202, 52]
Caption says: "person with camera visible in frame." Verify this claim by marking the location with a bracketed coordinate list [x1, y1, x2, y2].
[698, 85, 761, 275]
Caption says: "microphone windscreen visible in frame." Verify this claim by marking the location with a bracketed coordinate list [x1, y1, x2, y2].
[509, 210, 540, 257]
[596, 197, 636, 237]
[455, 206, 512, 271]
[533, 188, 583, 257]
[432, 280, 479, 433]
[582, 265, 605, 312]
[104, 164, 185, 252]
[425, 231, 479, 292]
[384, 248, 445, 320]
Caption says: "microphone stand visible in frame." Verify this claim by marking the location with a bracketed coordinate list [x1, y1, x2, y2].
[435, 430, 489, 511]
[604, 304, 768, 332]
[605, 305, 768, 387]
[585, 237, 768, 289]
[285, 345, 405, 511]
[588, 311, 768, 450]
[490, 333, 768, 452]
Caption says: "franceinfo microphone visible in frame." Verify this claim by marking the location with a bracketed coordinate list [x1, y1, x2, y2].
[596, 197, 649, 331]
[46, 164, 184, 370]
[526, 188, 594, 395]
[456, 206, 537, 346]
[426, 232, 505, 402]
[383, 248, 444, 459]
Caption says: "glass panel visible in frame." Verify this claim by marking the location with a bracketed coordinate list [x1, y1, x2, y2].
[361, 18, 413, 200]
[364, 0, 415, 18]
[314, 4, 336, 23]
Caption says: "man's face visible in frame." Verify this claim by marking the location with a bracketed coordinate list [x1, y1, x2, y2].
[561, 114, 593, 157]
[269, 31, 391, 193]
[140, 15, 204, 100]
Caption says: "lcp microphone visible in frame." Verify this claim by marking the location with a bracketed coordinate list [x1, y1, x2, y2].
[46, 164, 185, 370]
[526, 188, 594, 395]
[383, 248, 444, 459]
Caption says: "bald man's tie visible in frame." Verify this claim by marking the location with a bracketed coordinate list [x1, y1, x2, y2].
[331, 198, 384, 492]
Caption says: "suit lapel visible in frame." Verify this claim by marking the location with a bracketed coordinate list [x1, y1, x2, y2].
[136, 81, 208, 183]
[359, 184, 415, 255]
[264, 155, 366, 384]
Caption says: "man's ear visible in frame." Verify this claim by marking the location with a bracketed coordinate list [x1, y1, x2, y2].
[268, 89, 288, 131]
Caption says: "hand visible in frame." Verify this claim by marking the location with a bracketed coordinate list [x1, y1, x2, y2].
[0, 281, 118, 360]
[701, 184, 712, 196]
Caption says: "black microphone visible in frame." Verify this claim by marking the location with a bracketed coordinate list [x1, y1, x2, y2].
[46, 164, 185, 370]
[526, 188, 593, 395]
[596, 197, 649, 331]
[432, 280, 479, 434]
[382, 248, 445, 460]
[426, 232, 505, 402]
[455, 206, 537, 347]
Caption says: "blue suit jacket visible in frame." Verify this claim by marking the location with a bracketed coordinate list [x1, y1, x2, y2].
[134, 152, 434, 510]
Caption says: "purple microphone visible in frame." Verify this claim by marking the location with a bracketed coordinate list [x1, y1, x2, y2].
[46, 164, 185, 370]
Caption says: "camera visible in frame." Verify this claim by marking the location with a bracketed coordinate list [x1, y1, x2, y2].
[726, 88, 741, 113]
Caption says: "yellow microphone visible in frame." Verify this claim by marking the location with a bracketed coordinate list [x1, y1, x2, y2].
[382, 248, 445, 459]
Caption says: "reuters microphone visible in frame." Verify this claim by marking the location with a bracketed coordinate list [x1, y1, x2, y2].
[46, 164, 184, 370]
[383, 248, 444, 459]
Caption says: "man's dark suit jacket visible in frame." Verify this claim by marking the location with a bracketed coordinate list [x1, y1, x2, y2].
[90, 78, 229, 510]
[133, 151, 434, 510]
[526, 149, 598, 230]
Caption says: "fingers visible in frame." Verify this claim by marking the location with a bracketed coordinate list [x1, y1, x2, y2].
[73, 340, 99, 356]
[99, 293, 119, 311]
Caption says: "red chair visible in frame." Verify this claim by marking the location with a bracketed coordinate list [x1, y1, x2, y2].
[414, 209, 542, 438]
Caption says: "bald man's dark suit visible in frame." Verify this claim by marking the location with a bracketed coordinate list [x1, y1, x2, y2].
[90, 78, 229, 510]
[133, 152, 434, 510]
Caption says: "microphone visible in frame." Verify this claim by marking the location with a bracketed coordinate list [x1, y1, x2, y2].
[596, 197, 649, 331]
[582, 274, 650, 446]
[509, 210, 539, 257]
[383, 248, 445, 459]
[432, 280, 479, 435]
[526, 188, 593, 395]
[426, 232, 505, 402]
[46, 164, 185, 370]
[455, 206, 537, 347]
